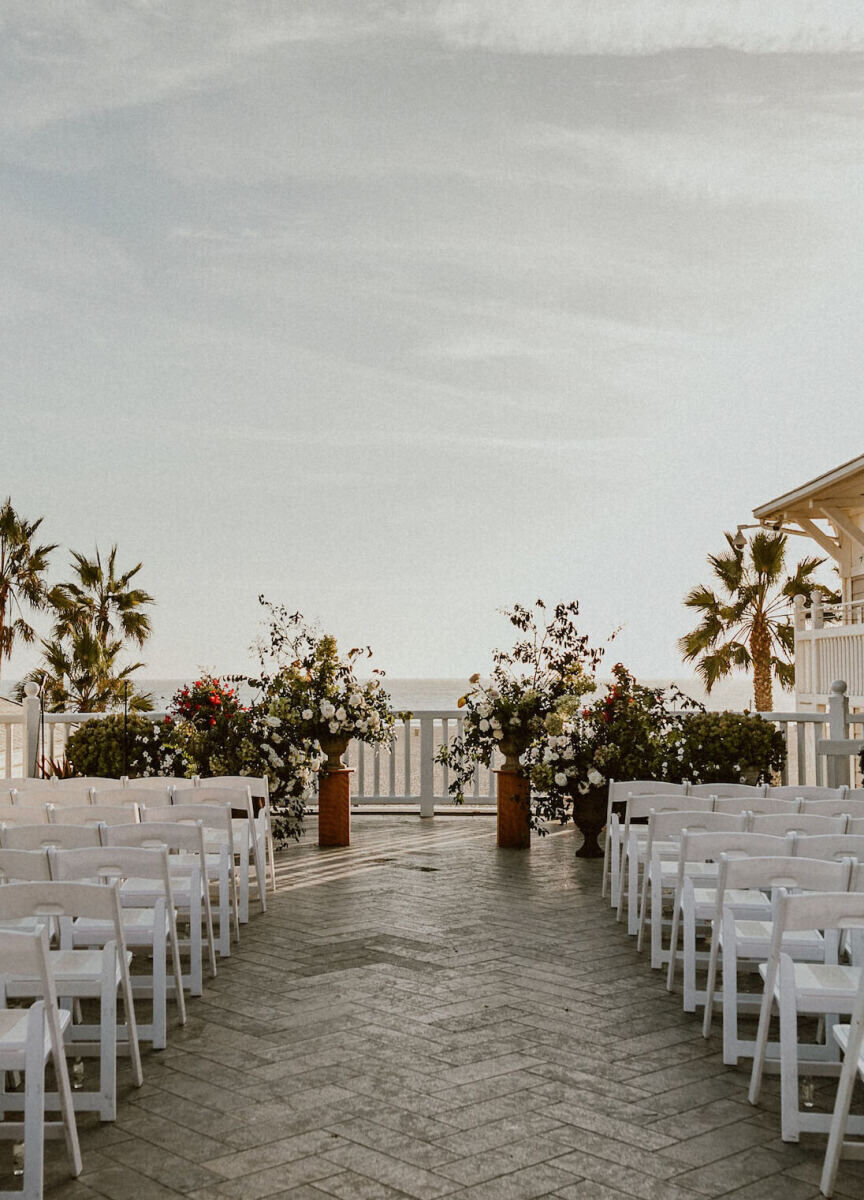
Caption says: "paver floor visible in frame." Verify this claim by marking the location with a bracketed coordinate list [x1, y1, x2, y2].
[26, 814, 864, 1199]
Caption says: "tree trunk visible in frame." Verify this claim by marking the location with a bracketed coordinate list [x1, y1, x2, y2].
[750, 616, 773, 713]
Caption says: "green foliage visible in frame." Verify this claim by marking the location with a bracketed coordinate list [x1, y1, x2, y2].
[165, 676, 251, 777]
[65, 714, 181, 779]
[665, 710, 786, 784]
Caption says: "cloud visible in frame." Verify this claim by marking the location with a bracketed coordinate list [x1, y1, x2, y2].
[432, 0, 864, 56]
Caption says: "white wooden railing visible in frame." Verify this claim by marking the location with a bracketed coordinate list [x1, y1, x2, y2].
[794, 594, 864, 706]
[3, 684, 862, 798]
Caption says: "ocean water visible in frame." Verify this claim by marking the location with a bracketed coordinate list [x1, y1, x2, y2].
[134, 675, 771, 713]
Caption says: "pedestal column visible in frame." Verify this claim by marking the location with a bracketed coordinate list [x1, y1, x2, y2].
[495, 769, 531, 849]
[318, 768, 352, 847]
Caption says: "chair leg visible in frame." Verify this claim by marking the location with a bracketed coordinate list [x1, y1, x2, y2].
[22, 1003, 45, 1200]
[702, 922, 721, 1039]
[151, 927, 167, 1051]
[749, 955, 781, 1106]
[253, 828, 267, 913]
[167, 911, 187, 1026]
[821, 1011, 864, 1197]
[683, 896, 698, 1012]
[666, 892, 682, 992]
[778, 955, 801, 1142]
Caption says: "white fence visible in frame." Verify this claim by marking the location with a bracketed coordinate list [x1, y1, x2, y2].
[3, 683, 862, 801]
[794, 594, 864, 707]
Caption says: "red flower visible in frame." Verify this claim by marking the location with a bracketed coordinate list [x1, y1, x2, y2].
[209, 717, 216, 726]
[164, 716, 172, 724]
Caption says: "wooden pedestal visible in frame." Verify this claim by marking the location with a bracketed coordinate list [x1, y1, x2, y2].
[318, 768, 352, 847]
[495, 769, 531, 849]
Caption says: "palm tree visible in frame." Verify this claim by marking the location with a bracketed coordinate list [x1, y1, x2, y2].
[48, 545, 153, 647]
[0, 499, 57, 687]
[19, 544, 154, 712]
[679, 530, 839, 713]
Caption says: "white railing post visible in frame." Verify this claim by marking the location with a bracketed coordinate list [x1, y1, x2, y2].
[827, 679, 850, 788]
[793, 593, 806, 632]
[419, 714, 435, 818]
[22, 682, 41, 778]
[810, 591, 824, 630]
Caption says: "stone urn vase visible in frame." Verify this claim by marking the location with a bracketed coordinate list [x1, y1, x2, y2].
[568, 782, 606, 859]
[495, 736, 531, 850]
[317, 733, 352, 848]
[319, 733, 351, 774]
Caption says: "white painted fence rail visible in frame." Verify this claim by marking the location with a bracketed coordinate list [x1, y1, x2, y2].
[2, 687, 861, 797]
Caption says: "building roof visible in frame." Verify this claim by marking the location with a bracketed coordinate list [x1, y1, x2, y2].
[753, 453, 864, 522]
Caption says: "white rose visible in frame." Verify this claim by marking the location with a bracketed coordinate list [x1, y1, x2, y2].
[349, 692, 363, 706]
[320, 701, 335, 719]
[336, 707, 347, 722]
[554, 772, 568, 787]
[479, 719, 490, 732]
[543, 748, 554, 764]
[329, 720, 340, 733]
[587, 768, 604, 786]
[493, 729, 504, 740]
[302, 709, 313, 721]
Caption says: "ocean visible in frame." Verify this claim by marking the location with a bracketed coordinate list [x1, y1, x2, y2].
[132, 675, 768, 713]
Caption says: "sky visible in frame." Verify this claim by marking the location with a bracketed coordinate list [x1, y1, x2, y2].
[2, 1, 864, 685]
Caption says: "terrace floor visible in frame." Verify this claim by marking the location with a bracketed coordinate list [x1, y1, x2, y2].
[33, 813, 864, 1200]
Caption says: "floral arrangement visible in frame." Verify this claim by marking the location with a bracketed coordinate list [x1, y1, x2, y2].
[527, 664, 703, 822]
[165, 675, 251, 779]
[438, 600, 604, 828]
[249, 598, 399, 751]
[666, 710, 786, 784]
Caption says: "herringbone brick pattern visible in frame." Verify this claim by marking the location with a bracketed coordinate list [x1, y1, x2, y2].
[22, 814, 864, 1198]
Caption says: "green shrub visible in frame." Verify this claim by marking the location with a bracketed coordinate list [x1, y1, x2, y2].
[65, 714, 183, 779]
[666, 711, 786, 784]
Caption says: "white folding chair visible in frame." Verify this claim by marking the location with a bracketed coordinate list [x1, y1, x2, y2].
[749, 886, 864, 1142]
[637, 810, 747, 967]
[197, 775, 276, 892]
[821, 965, 864, 1195]
[0, 881, 143, 1121]
[183, 787, 266, 924]
[143, 804, 238, 957]
[50, 846, 187, 1051]
[701, 854, 844, 1062]
[106, 821, 217, 996]
[617, 795, 713, 934]
[666, 832, 792, 1012]
[0, 849, 52, 933]
[801, 798, 864, 818]
[0, 802, 49, 832]
[796, 834, 864, 863]
[603, 781, 689, 904]
[0, 928, 82, 1199]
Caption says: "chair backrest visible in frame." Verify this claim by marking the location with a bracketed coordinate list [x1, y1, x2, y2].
[714, 795, 800, 815]
[688, 782, 767, 798]
[0, 801, 49, 827]
[99, 786, 172, 809]
[5, 778, 57, 792]
[800, 798, 864, 818]
[0, 879, 125, 928]
[50, 845, 172, 892]
[647, 810, 747, 847]
[848, 817, 864, 836]
[767, 785, 845, 801]
[105, 819, 205, 856]
[0, 847, 52, 882]
[720, 853, 852, 897]
[142, 802, 232, 842]
[56, 776, 118, 789]
[197, 775, 269, 800]
[13, 787, 93, 808]
[124, 775, 195, 791]
[749, 812, 848, 837]
[678, 830, 793, 870]
[48, 804, 136, 828]
[3, 823, 102, 851]
[797, 834, 864, 864]
[845, 788, 864, 802]
[625, 795, 714, 823]
[771, 887, 864, 939]
[184, 784, 253, 818]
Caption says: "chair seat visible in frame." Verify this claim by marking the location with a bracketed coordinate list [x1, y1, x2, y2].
[0, 1006, 72, 1061]
[74, 910, 165, 936]
[764, 961, 861, 1005]
[730, 920, 824, 959]
[6, 948, 129, 992]
[691, 887, 772, 915]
